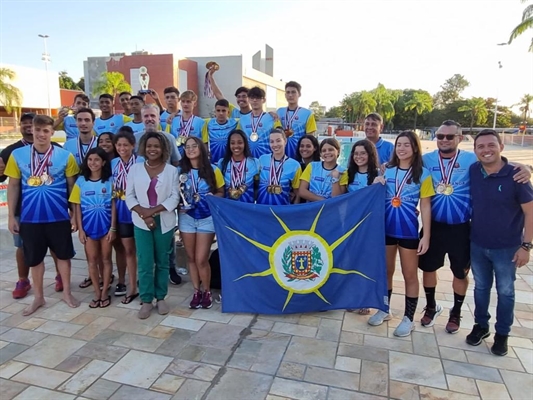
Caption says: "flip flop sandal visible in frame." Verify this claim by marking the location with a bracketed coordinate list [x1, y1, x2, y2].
[79, 277, 92, 289]
[89, 299, 101, 308]
[99, 274, 115, 290]
[100, 296, 111, 308]
[121, 293, 139, 304]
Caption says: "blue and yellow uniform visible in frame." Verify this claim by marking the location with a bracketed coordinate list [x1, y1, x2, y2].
[347, 171, 376, 192]
[63, 137, 98, 166]
[229, 104, 250, 119]
[124, 120, 146, 134]
[204, 118, 239, 163]
[56, 115, 79, 140]
[257, 154, 301, 205]
[300, 161, 347, 199]
[160, 110, 181, 132]
[239, 113, 282, 159]
[178, 166, 225, 219]
[217, 157, 260, 203]
[277, 107, 317, 159]
[94, 114, 132, 135]
[111, 156, 145, 224]
[383, 166, 435, 239]
[167, 115, 207, 141]
[69, 177, 113, 240]
[375, 138, 394, 165]
[422, 150, 478, 224]
[5, 146, 79, 223]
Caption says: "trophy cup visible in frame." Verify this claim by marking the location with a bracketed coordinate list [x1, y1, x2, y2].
[138, 66, 150, 94]
[204, 61, 219, 98]
[179, 174, 194, 210]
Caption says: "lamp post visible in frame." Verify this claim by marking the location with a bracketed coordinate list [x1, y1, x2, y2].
[38, 34, 51, 116]
[493, 42, 508, 129]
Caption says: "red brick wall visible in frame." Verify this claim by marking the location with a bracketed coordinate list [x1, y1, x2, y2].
[60, 89, 84, 107]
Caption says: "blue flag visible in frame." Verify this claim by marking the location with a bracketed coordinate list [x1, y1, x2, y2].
[206, 184, 388, 314]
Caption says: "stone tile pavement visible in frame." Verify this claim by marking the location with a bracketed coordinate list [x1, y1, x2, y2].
[0, 238, 532, 400]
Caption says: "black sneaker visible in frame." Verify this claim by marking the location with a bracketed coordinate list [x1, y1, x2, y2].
[114, 283, 127, 296]
[169, 268, 182, 285]
[466, 324, 490, 346]
[491, 333, 509, 356]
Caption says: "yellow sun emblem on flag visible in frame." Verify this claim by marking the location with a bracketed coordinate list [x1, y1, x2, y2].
[227, 205, 375, 311]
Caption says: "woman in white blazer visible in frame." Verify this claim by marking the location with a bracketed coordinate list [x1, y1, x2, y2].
[126, 132, 179, 319]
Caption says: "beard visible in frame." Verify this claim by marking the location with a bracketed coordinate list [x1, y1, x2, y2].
[439, 147, 457, 154]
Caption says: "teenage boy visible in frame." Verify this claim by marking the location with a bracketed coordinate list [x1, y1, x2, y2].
[159, 87, 181, 131]
[203, 99, 239, 162]
[94, 94, 132, 135]
[53, 93, 90, 140]
[125, 95, 147, 133]
[207, 68, 251, 117]
[6, 115, 80, 316]
[119, 91, 132, 116]
[63, 107, 98, 165]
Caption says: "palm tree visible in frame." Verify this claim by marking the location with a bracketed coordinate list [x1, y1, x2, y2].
[515, 93, 533, 122]
[341, 91, 376, 123]
[404, 91, 434, 129]
[509, 0, 533, 52]
[91, 72, 132, 111]
[371, 83, 397, 125]
[0, 67, 23, 115]
[458, 97, 489, 133]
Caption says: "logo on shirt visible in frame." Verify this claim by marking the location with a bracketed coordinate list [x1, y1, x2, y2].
[102, 188, 107, 193]
[85, 191, 96, 195]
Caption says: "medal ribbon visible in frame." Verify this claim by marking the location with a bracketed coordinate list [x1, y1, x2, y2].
[189, 170, 201, 195]
[438, 150, 460, 185]
[251, 112, 265, 133]
[230, 158, 247, 188]
[77, 136, 96, 162]
[269, 155, 287, 186]
[179, 116, 194, 138]
[284, 107, 300, 130]
[21, 139, 30, 146]
[31, 145, 53, 176]
[115, 155, 135, 191]
[394, 167, 412, 198]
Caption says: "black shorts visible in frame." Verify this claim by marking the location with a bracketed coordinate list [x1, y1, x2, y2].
[418, 221, 470, 279]
[385, 235, 419, 250]
[19, 221, 75, 267]
[118, 223, 134, 239]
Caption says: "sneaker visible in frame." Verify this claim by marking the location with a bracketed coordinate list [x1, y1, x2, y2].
[157, 299, 170, 315]
[491, 333, 509, 356]
[169, 268, 182, 285]
[466, 324, 490, 346]
[420, 304, 443, 327]
[12, 279, 31, 299]
[445, 312, 462, 334]
[114, 283, 127, 296]
[215, 294, 222, 304]
[394, 316, 415, 337]
[189, 290, 203, 309]
[368, 310, 392, 326]
[138, 303, 153, 319]
[177, 267, 188, 275]
[201, 291, 213, 309]
[55, 275, 63, 292]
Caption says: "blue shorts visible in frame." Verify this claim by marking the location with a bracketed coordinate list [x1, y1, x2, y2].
[13, 216, 22, 248]
[178, 213, 215, 234]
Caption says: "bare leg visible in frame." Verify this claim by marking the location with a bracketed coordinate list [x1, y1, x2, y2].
[86, 239, 102, 301]
[182, 233, 200, 289]
[50, 250, 60, 277]
[22, 263, 45, 316]
[386, 245, 397, 291]
[122, 237, 138, 296]
[57, 258, 80, 308]
[16, 247, 29, 280]
[399, 247, 419, 298]
[100, 238, 113, 302]
[195, 233, 214, 292]
[422, 271, 437, 288]
[453, 276, 469, 296]
[113, 239, 127, 285]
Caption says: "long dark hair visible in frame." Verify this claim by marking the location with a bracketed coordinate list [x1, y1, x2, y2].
[80, 147, 112, 182]
[220, 129, 252, 173]
[347, 139, 379, 186]
[180, 136, 217, 193]
[388, 130, 424, 184]
[98, 132, 118, 160]
[295, 134, 320, 164]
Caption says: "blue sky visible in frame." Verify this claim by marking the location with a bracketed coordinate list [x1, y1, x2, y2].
[1, 0, 531, 110]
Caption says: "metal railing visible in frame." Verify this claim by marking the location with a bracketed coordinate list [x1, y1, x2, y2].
[502, 134, 533, 147]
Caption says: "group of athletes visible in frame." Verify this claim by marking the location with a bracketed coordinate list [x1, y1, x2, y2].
[0, 69, 532, 356]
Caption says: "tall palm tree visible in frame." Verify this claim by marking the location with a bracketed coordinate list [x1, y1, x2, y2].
[92, 72, 132, 111]
[458, 97, 489, 133]
[371, 83, 397, 124]
[0, 67, 23, 115]
[341, 91, 376, 123]
[509, 0, 533, 52]
[516, 93, 533, 122]
[404, 91, 434, 129]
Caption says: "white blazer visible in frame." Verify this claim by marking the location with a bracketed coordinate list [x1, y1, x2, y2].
[126, 162, 179, 234]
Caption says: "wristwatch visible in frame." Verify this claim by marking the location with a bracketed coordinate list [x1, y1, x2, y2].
[521, 242, 533, 252]
[331, 177, 340, 184]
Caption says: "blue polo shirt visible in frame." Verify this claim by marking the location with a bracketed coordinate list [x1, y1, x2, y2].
[375, 137, 394, 165]
[470, 159, 533, 249]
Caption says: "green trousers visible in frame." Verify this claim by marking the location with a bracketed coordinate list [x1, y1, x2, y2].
[134, 216, 174, 303]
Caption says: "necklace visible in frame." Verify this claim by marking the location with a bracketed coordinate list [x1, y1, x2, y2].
[145, 160, 163, 169]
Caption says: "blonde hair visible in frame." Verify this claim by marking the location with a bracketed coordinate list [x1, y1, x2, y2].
[180, 90, 198, 102]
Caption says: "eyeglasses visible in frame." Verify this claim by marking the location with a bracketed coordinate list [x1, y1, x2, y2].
[185, 144, 199, 150]
[436, 134, 458, 141]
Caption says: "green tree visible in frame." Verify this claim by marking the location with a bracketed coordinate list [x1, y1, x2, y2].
[515, 93, 533, 122]
[404, 90, 433, 129]
[371, 83, 397, 124]
[341, 91, 376, 123]
[485, 98, 514, 128]
[77, 77, 85, 91]
[308, 101, 325, 121]
[58, 71, 81, 90]
[0, 67, 23, 115]
[325, 105, 343, 118]
[458, 97, 489, 133]
[91, 72, 131, 109]
[434, 74, 470, 107]
[509, 0, 533, 52]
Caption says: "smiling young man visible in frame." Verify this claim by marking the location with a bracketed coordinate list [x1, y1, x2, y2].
[5, 115, 80, 316]
[53, 93, 90, 140]
[203, 99, 239, 163]
[118, 91, 132, 117]
[159, 86, 181, 131]
[364, 113, 394, 165]
[466, 129, 533, 356]
[94, 94, 132, 135]
[207, 68, 251, 118]
[63, 108, 98, 166]
[124, 95, 147, 134]
[276, 81, 317, 159]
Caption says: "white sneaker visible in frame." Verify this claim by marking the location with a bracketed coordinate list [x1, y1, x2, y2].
[394, 316, 415, 337]
[368, 309, 392, 326]
[177, 267, 188, 275]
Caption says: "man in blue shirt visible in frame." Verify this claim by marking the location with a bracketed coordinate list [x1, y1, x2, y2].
[364, 113, 393, 165]
[466, 129, 533, 356]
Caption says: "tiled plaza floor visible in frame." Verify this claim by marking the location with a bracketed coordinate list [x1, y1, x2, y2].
[0, 239, 532, 400]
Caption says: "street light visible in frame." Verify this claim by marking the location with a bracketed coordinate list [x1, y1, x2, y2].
[493, 43, 509, 129]
[38, 34, 51, 117]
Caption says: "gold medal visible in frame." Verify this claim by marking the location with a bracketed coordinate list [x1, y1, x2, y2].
[284, 129, 294, 138]
[443, 184, 454, 196]
[266, 185, 272, 194]
[391, 196, 402, 208]
[272, 185, 282, 195]
[27, 176, 41, 187]
[436, 183, 446, 194]
[229, 188, 241, 199]
[250, 132, 259, 142]
[120, 193, 126, 201]
[194, 193, 201, 203]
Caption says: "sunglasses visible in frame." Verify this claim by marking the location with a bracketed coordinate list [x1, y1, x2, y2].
[436, 134, 458, 141]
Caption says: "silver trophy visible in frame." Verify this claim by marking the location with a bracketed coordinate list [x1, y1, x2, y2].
[179, 173, 194, 210]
